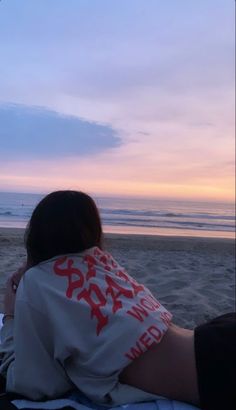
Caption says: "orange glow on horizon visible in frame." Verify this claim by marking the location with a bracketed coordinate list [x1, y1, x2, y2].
[0, 173, 234, 203]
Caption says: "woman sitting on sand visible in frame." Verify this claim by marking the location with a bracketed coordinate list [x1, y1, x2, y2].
[0, 191, 235, 410]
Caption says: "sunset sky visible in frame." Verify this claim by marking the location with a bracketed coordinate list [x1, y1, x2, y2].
[0, 0, 235, 201]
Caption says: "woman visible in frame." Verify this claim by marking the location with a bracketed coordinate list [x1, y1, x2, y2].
[0, 191, 235, 410]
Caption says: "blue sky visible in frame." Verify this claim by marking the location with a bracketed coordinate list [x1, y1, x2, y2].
[0, 0, 234, 200]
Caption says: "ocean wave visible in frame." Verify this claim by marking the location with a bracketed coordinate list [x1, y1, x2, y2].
[100, 208, 235, 221]
[0, 211, 31, 218]
[103, 219, 235, 232]
[0, 211, 13, 216]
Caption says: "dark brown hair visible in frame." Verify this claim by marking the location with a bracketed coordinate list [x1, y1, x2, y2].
[25, 190, 103, 267]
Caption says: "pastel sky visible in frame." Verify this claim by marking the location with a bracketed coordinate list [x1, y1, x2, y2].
[0, 0, 235, 201]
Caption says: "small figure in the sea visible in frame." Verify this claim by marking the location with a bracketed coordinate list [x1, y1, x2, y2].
[0, 191, 235, 410]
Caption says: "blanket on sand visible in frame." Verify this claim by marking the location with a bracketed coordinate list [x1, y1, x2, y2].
[0, 393, 200, 410]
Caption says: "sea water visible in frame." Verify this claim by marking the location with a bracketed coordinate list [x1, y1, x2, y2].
[0, 191, 235, 238]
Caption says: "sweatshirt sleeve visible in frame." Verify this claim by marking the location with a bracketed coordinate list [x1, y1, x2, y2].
[0, 318, 15, 377]
[0, 299, 73, 400]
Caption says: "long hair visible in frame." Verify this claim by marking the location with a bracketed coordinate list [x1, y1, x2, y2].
[25, 190, 103, 267]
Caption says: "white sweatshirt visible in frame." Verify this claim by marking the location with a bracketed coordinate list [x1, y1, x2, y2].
[0, 247, 172, 405]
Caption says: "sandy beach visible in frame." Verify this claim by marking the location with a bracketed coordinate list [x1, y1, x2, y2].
[0, 227, 235, 329]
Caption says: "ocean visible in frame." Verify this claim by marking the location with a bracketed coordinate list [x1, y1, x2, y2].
[0, 191, 235, 239]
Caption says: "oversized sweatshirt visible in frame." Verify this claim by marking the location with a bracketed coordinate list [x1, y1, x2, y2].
[0, 247, 173, 406]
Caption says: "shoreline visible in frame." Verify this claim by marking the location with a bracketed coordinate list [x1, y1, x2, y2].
[0, 226, 235, 242]
[0, 227, 235, 328]
[0, 222, 235, 240]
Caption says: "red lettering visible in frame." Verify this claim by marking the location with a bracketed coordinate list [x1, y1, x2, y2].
[100, 255, 108, 265]
[147, 325, 163, 343]
[105, 275, 134, 313]
[140, 298, 156, 311]
[139, 332, 154, 349]
[96, 252, 112, 271]
[146, 294, 161, 308]
[54, 257, 84, 298]
[111, 259, 118, 269]
[127, 304, 149, 322]
[107, 253, 118, 269]
[77, 283, 108, 336]
[94, 247, 102, 256]
[160, 311, 172, 327]
[140, 294, 161, 311]
[83, 255, 97, 280]
[125, 342, 144, 360]
[100, 255, 111, 271]
[116, 270, 145, 296]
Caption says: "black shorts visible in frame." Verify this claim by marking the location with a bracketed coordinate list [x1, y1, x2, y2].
[194, 313, 236, 410]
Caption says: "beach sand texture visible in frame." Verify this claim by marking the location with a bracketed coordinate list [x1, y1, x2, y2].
[0, 227, 235, 329]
